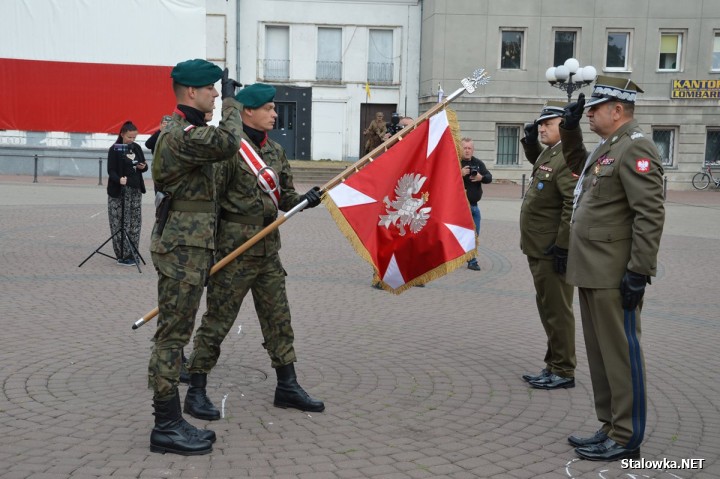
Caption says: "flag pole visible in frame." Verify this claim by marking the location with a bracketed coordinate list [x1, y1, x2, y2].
[132, 68, 490, 330]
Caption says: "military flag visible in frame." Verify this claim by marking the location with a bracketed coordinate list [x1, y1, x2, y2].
[324, 109, 476, 293]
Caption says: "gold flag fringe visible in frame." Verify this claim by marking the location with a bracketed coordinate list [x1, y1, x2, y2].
[321, 105, 478, 295]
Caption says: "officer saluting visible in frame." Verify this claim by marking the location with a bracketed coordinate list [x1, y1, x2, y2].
[519, 101, 578, 390]
[559, 76, 665, 461]
[148, 59, 243, 456]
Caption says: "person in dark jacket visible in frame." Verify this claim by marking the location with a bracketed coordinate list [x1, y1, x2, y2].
[106, 120, 147, 265]
[460, 137, 492, 271]
[144, 115, 172, 153]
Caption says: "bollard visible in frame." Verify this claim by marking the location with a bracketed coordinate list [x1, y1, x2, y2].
[521, 173, 526, 199]
[663, 175, 667, 200]
[98, 158, 103, 186]
[33, 154, 38, 183]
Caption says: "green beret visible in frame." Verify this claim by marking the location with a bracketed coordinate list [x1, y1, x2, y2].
[235, 83, 276, 108]
[171, 59, 223, 87]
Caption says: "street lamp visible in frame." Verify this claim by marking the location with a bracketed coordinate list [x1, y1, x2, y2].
[545, 58, 597, 101]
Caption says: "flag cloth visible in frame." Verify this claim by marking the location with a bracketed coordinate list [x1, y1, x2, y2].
[324, 109, 476, 293]
[364, 81, 371, 100]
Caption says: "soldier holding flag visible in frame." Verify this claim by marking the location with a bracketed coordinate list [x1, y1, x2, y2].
[183, 83, 325, 423]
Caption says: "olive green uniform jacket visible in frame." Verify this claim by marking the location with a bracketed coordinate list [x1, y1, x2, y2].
[519, 140, 578, 256]
[559, 120, 665, 288]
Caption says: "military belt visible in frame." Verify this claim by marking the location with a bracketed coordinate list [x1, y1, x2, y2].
[220, 209, 276, 226]
[169, 200, 215, 213]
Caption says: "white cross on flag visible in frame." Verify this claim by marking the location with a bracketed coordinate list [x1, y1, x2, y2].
[325, 109, 477, 293]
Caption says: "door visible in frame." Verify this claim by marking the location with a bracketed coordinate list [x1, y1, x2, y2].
[269, 101, 296, 158]
[359, 103, 396, 158]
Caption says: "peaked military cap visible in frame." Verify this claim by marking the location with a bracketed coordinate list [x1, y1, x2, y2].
[171, 59, 223, 87]
[535, 100, 567, 124]
[235, 83, 276, 108]
[585, 75, 644, 107]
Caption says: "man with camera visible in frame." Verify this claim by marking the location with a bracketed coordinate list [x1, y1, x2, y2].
[460, 137, 492, 271]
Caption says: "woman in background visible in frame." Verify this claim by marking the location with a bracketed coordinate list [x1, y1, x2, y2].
[107, 121, 148, 266]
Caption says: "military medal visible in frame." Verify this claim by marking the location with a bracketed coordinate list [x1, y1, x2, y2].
[594, 164, 601, 175]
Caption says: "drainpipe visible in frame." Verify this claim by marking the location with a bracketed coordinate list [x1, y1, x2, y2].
[235, 0, 241, 81]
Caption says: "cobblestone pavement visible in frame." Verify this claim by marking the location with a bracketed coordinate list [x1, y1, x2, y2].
[1, 176, 719, 479]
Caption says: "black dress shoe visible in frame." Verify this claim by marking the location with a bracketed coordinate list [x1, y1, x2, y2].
[522, 368, 550, 383]
[575, 438, 640, 461]
[568, 429, 609, 447]
[528, 373, 575, 390]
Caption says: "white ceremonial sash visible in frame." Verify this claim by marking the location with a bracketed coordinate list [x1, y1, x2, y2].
[239, 138, 281, 208]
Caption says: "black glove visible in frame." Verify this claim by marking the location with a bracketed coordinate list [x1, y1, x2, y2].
[620, 270, 648, 311]
[561, 92, 585, 130]
[303, 186, 322, 208]
[221, 68, 242, 99]
[544, 244, 568, 274]
[523, 122, 539, 144]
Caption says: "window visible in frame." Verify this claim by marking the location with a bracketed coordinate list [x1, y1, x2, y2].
[652, 128, 676, 167]
[706, 129, 720, 165]
[317, 27, 342, 81]
[659, 32, 682, 71]
[264, 25, 289, 80]
[496, 125, 520, 165]
[553, 30, 577, 67]
[368, 29, 393, 84]
[501, 30, 524, 69]
[712, 32, 720, 71]
[606, 31, 630, 70]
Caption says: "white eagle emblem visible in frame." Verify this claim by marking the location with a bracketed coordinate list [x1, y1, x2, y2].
[378, 173, 432, 236]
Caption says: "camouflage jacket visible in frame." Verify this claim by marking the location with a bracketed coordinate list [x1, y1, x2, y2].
[150, 98, 243, 254]
[215, 132, 305, 256]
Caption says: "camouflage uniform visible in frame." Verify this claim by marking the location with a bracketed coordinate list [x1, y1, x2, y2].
[148, 98, 243, 401]
[188, 131, 306, 372]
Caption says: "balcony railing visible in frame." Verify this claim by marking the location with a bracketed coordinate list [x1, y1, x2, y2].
[262, 59, 289, 80]
[367, 62, 394, 84]
[316, 61, 342, 82]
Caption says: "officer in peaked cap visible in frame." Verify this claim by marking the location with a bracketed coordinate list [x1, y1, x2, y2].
[558, 77, 664, 461]
[183, 81, 326, 420]
[519, 100, 578, 392]
[146, 59, 243, 456]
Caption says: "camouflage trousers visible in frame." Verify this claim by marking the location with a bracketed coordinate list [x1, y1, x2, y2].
[149, 246, 212, 401]
[188, 252, 296, 373]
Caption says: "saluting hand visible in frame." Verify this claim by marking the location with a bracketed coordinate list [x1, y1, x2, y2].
[561, 92, 585, 130]
[523, 122, 539, 144]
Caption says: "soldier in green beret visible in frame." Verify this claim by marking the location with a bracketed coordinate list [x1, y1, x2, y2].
[147, 59, 242, 456]
[183, 83, 325, 420]
[559, 76, 665, 461]
[519, 101, 578, 391]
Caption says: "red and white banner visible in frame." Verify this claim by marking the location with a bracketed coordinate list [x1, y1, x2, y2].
[325, 110, 476, 293]
[0, 0, 207, 134]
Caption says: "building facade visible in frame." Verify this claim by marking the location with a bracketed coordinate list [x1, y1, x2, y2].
[419, 0, 720, 189]
[212, 0, 422, 161]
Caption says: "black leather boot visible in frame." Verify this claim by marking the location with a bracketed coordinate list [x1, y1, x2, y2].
[173, 392, 216, 443]
[150, 393, 212, 455]
[274, 363, 325, 412]
[184, 374, 221, 421]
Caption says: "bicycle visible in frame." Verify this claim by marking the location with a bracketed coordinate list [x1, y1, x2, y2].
[691, 164, 720, 190]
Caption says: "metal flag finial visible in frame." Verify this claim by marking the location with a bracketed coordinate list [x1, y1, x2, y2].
[461, 68, 491, 94]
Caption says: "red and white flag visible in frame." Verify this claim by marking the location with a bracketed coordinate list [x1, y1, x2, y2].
[324, 109, 476, 293]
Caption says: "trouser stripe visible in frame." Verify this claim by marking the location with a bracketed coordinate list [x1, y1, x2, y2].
[624, 309, 646, 449]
